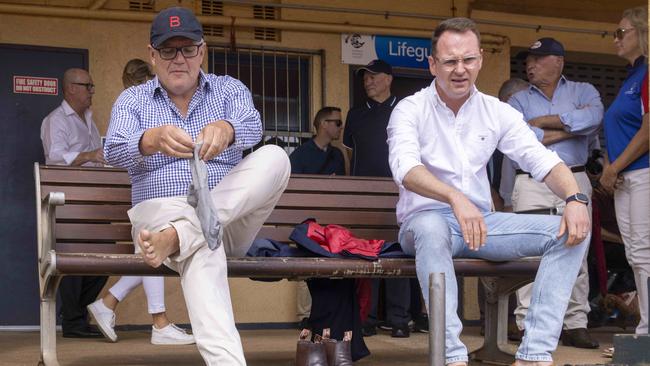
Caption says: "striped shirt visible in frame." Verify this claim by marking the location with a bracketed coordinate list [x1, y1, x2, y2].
[105, 71, 262, 205]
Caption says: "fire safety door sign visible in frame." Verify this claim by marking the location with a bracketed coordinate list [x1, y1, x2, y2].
[13, 76, 58, 95]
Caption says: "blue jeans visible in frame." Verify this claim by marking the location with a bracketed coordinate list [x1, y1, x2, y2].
[399, 209, 589, 363]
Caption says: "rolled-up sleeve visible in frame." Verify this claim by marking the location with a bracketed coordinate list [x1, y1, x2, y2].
[387, 98, 424, 184]
[41, 115, 79, 166]
[497, 105, 562, 182]
[559, 83, 603, 136]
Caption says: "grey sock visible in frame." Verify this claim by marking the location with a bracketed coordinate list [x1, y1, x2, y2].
[187, 142, 222, 251]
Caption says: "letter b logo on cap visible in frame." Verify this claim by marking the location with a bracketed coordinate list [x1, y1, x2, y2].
[169, 15, 181, 28]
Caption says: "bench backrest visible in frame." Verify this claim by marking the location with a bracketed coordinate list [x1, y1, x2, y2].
[36, 164, 400, 255]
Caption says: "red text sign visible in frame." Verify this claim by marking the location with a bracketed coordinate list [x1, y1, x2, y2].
[13, 76, 58, 95]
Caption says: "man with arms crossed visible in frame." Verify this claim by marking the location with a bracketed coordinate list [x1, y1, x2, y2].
[387, 18, 590, 365]
[105, 7, 290, 365]
[505, 38, 602, 349]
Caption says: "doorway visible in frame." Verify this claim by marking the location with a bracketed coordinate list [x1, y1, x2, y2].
[0, 44, 87, 326]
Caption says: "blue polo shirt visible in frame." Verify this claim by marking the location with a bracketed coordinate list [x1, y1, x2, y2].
[603, 56, 649, 172]
[289, 139, 345, 175]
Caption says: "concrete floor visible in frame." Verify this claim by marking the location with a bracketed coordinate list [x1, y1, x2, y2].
[1, 326, 622, 365]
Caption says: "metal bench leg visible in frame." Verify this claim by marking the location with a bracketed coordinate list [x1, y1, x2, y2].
[429, 273, 445, 366]
[470, 277, 532, 365]
[39, 274, 61, 366]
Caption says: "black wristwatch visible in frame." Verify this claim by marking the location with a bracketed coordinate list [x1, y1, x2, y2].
[565, 193, 589, 205]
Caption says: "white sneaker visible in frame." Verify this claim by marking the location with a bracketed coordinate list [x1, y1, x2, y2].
[87, 299, 117, 342]
[151, 323, 195, 345]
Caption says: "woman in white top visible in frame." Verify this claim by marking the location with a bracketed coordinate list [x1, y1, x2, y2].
[87, 59, 195, 345]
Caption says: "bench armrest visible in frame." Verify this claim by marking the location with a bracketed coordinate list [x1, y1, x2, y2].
[37, 192, 65, 278]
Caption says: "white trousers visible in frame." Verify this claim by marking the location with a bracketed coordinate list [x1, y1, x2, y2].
[512, 171, 593, 330]
[614, 167, 650, 334]
[128, 145, 291, 365]
[109, 276, 165, 314]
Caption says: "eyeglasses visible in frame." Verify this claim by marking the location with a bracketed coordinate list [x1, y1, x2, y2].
[155, 43, 203, 60]
[614, 27, 635, 40]
[435, 55, 481, 70]
[324, 119, 343, 127]
[72, 82, 95, 91]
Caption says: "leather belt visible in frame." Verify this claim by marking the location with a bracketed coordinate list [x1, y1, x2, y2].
[516, 165, 585, 177]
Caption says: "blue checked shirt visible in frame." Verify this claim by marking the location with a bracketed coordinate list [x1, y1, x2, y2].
[105, 71, 262, 205]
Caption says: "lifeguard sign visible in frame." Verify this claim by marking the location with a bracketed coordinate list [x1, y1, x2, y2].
[13, 76, 58, 95]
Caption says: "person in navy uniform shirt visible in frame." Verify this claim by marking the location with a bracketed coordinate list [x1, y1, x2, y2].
[343, 59, 418, 338]
[290, 106, 345, 176]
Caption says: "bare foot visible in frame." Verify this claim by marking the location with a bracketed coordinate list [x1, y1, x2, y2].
[138, 227, 180, 268]
[513, 360, 553, 366]
[447, 362, 467, 366]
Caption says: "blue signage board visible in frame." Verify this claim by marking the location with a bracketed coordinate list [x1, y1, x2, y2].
[342, 34, 432, 69]
[375, 36, 431, 69]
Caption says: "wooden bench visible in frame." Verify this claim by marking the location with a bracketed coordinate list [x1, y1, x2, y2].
[35, 163, 539, 366]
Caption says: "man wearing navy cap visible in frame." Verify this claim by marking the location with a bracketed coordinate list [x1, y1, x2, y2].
[502, 37, 603, 348]
[105, 7, 290, 364]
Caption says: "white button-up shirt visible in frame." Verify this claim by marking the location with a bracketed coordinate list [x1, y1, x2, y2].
[41, 100, 102, 166]
[387, 82, 562, 224]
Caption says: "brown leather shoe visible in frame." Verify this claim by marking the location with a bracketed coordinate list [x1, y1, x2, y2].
[561, 328, 599, 349]
[323, 330, 353, 366]
[296, 329, 328, 366]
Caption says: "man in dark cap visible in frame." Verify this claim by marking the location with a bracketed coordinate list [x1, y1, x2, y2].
[343, 59, 423, 338]
[502, 37, 603, 348]
[104, 7, 290, 364]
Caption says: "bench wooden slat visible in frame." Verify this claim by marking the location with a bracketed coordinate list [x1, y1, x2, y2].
[56, 204, 131, 221]
[286, 175, 397, 194]
[266, 209, 397, 227]
[41, 186, 132, 203]
[277, 193, 397, 209]
[56, 243, 135, 254]
[56, 223, 132, 241]
[39, 166, 130, 185]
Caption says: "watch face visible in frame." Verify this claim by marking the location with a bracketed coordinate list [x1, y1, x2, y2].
[575, 193, 589, 203]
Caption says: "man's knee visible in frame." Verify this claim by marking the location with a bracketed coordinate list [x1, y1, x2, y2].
[402, 211, 452, 255]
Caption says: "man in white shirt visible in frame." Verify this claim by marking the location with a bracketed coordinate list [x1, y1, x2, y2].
[41, 68, 105, 166]
[40, 68, 107, 338]
[387, 18, 591, 366]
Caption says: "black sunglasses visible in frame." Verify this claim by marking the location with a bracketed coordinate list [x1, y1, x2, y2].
[324, 119, 343, 127]
[155, 43, 203, 60]
[614, 27, 635, 40]
[72, 82, 95, 91]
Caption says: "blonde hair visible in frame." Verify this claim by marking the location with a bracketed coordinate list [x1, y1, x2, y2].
[122, 58, 154, 88]
[623, 6, 648, 57]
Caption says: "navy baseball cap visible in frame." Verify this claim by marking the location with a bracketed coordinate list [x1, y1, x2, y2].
[517, 37, 565, 59]
[355, 59, 393, 76]
[150, 7, 203, 48]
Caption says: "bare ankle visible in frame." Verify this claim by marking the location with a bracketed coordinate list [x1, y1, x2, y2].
[152, 312, 170, 329]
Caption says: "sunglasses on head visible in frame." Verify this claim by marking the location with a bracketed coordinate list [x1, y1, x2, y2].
[614, 27, 634, 40]
[324, 119, 343, 127]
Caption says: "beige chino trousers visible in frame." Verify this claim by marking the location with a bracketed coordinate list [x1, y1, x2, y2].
[128, 145, 291, 365]
[512, 171, 593, 331]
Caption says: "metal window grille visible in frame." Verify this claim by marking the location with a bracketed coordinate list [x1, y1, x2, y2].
[208, 44, 322, 152]
[202, 0, 225, 37]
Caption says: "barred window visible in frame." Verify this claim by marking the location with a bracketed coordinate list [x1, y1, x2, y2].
[208, 45, 322, 151]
